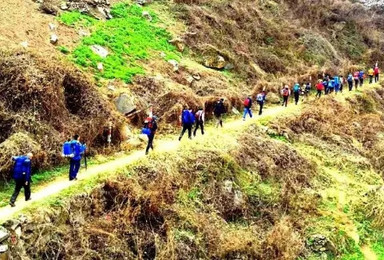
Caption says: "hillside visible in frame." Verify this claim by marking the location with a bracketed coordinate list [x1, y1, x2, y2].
[1, 0, 384, 259]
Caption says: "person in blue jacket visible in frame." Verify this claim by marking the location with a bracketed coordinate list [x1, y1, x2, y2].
[179, 107, 195, 141]
[359, 70, 365, 87]
[69, 134, 86, 181]
[9, 153, 33, 207]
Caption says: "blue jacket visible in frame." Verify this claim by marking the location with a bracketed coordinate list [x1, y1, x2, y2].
[359, 71, 364, 79]
[334, 76, 339, 85]
[71, 141, 86, 161]
[12, 156, 31, 181]
[181, 110, 195, 125]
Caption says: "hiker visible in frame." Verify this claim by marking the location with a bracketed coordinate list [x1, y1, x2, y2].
[339, 76, 344, 93]
[328, 78, 335, 94]
[179, 107, 195, 141]
[347, 73, 353, 91]
[316, 80, 324, 98]
[368, 67, 374, 84]
[243, 95, 253, 121]
[375, 66, 380, 82]
[304, 83, 311, 97]
[194, 107, 205, 136]
[143, 116, 158, 155]
[281, 85, 290, 107]
[323, 79, 329, 95]
[334, 75, 340, 93]
[353, 71, 359, 90]
[213, 98, 225, 128]
[69, 135, 86, 181]
[256, 91, 266, 115]
[293, 83, 300, 105]
[359, 70, 365, 87]
[9, 153, 33, 207]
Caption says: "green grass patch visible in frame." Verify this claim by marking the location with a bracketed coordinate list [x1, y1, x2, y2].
[59, 3, 180, 83]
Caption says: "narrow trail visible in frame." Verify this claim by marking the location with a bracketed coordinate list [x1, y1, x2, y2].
[0, 83, 379, 226]
[0, 103, 299, 223]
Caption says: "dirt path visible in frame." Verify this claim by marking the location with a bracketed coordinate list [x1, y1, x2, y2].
[0, 103, 299, 223]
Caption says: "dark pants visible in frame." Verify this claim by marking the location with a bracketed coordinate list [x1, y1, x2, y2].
[325, 87, 329, 95]
[348, 81, 353, 91]
[146, 133, 155, 154]
[316, 90, 322, 98]
[354, 79, 359, 89]
[10, 179, 31, 204]
[359, 78, 364, 87]
[179, 123, 193, 140]
[194, 120, 204, 136]
[282, 96, 288, 107]
[375, 74, 379, 82]
[258, 101, 264, 115]
[69, 159, 81, 180]
[369, 75, 373, 84]
[340, 84, 343, 92]
[294, 92, 300, 105]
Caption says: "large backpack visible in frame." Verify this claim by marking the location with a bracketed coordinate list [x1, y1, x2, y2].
[182, 110, 191, 124]
[375, 67, 380, 75]
[256, 94, 264, 102]
[282, 88, 289, 96]
[243, 98, 250, 107]
[62, 141, 73, 157]
[293, 84, 300, 93]
[347, 74, 353, 82]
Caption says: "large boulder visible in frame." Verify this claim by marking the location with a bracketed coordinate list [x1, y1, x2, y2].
[204, 55, 226, 70]
[115, 94, 136, 116]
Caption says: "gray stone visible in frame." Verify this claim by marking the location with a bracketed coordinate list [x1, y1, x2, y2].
[204, 55, 226, 70]
[223, 180, 233, 193]
[50, 34, 58, 45]
[0, 227, 9, 243]
[60, 2, 69, 10]
[168, 60, 179, 72]
[115, 94, 136, 115]
[91, 45, 109, 58]
[142, 11, 152, 22]
[0, 245, 8, 253]
[136, 0, 148, 5]
[234, 190, 244, 206]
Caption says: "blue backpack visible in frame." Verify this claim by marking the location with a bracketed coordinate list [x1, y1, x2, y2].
[62, 141, 73, 157]
[293, 84, 300, 93]
[347, 74, 353, 82]
[13, 156, 31, 181]
[182, 110, 191, 124]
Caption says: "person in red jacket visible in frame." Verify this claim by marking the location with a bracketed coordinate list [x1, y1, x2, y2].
[281, 85, 290, 107]
[316, 80, 324, 98]
[375, 66, 380, 83]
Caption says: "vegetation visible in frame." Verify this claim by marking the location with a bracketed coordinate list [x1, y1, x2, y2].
[59, 3, 180, 83]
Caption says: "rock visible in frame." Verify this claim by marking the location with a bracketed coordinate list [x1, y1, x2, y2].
[115, 93, 136, 115]
[48, 23, 56, 31]
[97, 6, 113, 19]
[204, 55, 226, 70]
[223, 180, 233, 193]
[142, 11, 152, 22]
[136, 0, 148, 5]
[60, 2, 69, 10]
[78, 29, 90, 37]
[267, 92, 281, 104]
[0, 227, 9, 243]
[91, 45, 109, 58]
[168, 60, 179, 72]
[234, 190, 244, 206]
[0, 245, 8, 253]
[18, 215, 28, 224]
[192, 73, 201, 81]
[169, 38, 185, 52]
[97, 62, 104, 71]
[50, 34, 58, 45]
[40, 2, 58, 15]
[160, 52, 166, 58]
[15, 226, 22, 238]
[307, 234, 336, 254]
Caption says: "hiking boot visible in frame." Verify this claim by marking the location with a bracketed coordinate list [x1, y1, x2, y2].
[26, 198, 31, 202]
[9, 202, 15, 207]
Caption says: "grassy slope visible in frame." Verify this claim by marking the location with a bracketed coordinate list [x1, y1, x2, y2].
[6, 84, 384, 259]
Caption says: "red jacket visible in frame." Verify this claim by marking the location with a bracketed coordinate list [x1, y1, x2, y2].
[316, 83, 324, 91]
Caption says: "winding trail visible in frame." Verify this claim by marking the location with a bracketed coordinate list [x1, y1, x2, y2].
[0, 103, 298, 223]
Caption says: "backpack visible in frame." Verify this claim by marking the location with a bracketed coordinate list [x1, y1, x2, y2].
[256, 94, 264, 102]
[182, 110, 191, 124]
[13, 156, 30, 180]
[244, 98, 250, 107]
[375, 67, 379, 74]
[195, 110, 203, 121]
[293, 84, 300, 93]
[62, 141, 73, 157]
[354, 72, 359, 79]
[282, 88, 289, 96]
[347, 74, 353, 81]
